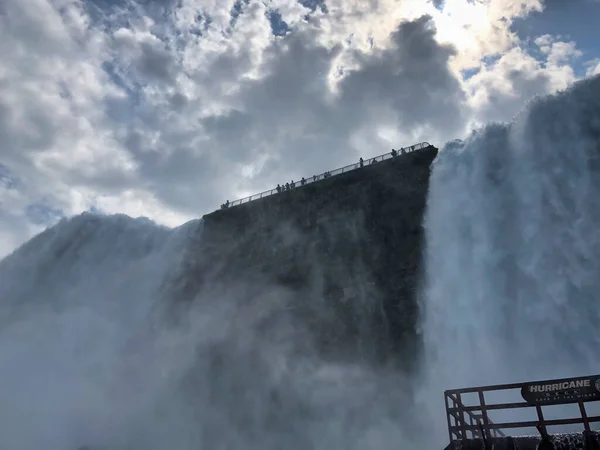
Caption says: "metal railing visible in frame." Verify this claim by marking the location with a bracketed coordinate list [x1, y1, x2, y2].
[445, 374, 600, 444]
[220, 141, 432, 209]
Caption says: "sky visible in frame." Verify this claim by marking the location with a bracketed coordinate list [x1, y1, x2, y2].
[0, 0, 599, 258]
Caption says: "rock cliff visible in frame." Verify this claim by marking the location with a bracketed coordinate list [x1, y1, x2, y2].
[172, 145, 438, 370]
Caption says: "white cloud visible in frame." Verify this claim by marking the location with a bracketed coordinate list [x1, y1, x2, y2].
[0, 1, 185, 247]
[0, 0, 592, 257]
[535, 35, 582, 66]
[433, 0, 543, 70]
[465, 35, 581, 126]
[586, 59, 600, 78]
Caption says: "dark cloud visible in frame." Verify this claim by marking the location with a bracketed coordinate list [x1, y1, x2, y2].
[431, 0, 445, 10]
[137, 41, 178, 83]
[169, 92, 188, 110]
[107, 14, 466, 214]
[338, 15, 466, 138]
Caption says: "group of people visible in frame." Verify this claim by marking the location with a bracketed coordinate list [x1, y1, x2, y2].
[358, 157, 376, 168]
[220, 146, 415, 210]
[273, 147, 413, 197]
[391, 147, 410, 157]
[276, 169, 338, 194]
[276, 177, 303, 193]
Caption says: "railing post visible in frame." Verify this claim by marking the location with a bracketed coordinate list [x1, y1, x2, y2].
[479, 420, 490, 450]
[469, 414, 476, 439]
[536, 405, 547, 436]
[448, 393, 462, 441]
[579, 401, 591, 433]
[453, 396, 462, 440]
[445, 393, 454, 444]
[456, 392, 467, 440]
[478, 390, 492, 439]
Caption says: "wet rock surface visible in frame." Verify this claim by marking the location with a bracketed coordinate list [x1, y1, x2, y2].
[172, 146, 438, 369]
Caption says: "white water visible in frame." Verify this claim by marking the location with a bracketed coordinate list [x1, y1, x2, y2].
[419, 74, 600, 445]
[0, 212, 418, 450]
[0, 213, 203, 449]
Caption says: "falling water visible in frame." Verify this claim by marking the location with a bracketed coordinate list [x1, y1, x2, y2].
[419, 75, 600, 445]
[0, 212, 420, 450]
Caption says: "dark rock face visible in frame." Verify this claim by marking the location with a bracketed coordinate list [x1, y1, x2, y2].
[174, 146, 438, 370]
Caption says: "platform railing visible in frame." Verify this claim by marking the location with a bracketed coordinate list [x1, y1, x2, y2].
[445, 374, 600, 444]
[222, 141, 432, 209]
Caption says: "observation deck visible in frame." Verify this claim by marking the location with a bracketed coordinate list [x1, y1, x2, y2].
[444, 374, 600, 450]
[216, 141, 433, 211]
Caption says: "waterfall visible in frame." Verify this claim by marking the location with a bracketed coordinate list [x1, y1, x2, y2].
[419, 75, 600, 446]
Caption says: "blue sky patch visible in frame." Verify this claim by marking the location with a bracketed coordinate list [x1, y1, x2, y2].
[511, 0, 600, 77]
[230, 0, 250, 28]
[267, 9, 289, 37]
[298, 0, 328, 14]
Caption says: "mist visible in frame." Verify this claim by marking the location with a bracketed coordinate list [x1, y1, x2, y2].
[418, 74, 600, 444]
[0, 212, 421, 450]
